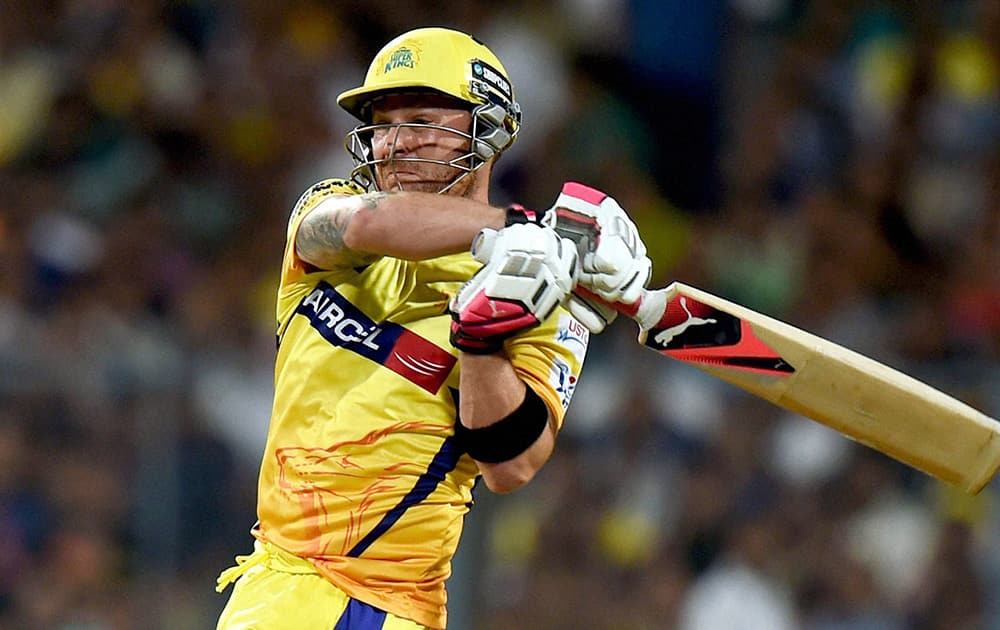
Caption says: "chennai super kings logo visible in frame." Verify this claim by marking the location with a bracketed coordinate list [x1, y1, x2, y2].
[381, 45, 419, 74]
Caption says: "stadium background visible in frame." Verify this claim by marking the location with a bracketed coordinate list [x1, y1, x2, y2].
[1, 0, 997, 628]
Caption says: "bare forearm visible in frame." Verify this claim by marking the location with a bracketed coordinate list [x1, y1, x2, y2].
[296, 191, 506, 270]
[459, 353, 556, 493]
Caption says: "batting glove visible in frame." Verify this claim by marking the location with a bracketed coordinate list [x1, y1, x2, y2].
[549, 182, 652, 306]
[505, 199, 611, 334]
[449, 224, 579, 354]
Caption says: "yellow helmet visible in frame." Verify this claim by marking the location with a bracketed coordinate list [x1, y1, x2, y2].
[337, 27, 521, 192]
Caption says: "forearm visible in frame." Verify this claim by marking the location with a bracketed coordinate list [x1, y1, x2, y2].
[458, 352, 556, 494]
[296, 190, 506, 270]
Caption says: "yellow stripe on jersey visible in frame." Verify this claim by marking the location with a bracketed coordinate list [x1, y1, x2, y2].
[254, 180, 589, 628]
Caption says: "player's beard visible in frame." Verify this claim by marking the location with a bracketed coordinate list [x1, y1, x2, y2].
[376, 156, 476, 197]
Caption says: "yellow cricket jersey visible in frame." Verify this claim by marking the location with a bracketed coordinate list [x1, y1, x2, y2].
[254, 179, 590, 629]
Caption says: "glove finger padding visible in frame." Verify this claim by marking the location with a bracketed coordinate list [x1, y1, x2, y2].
[470, 228, 498, 264]
[579, 254, 651, 304]
[450, 225, 579, 354]
[564, 292, 618, 334]
[549, 182, 652, 305]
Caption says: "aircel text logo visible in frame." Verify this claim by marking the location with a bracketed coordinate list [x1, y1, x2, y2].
[296, 282, 456, 392]
[300, 286, 385, 351]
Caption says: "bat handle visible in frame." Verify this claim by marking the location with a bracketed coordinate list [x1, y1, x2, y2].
[575, 287, 668, 332]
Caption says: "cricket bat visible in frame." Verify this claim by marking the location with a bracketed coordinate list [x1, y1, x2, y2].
[578, 283, 1000, 493]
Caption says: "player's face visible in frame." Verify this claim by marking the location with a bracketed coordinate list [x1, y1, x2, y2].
[368, 94, 478, 195]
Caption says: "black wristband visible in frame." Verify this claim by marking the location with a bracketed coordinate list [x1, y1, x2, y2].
[505, 203, 543, 226]
[454, 386, 549, 463]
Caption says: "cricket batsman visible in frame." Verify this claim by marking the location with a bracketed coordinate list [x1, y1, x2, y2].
[215, 26, 651, 629]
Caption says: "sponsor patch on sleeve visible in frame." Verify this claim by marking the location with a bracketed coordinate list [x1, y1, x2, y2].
[549, 357, 578, 411]
[550, 314, 589, 410]
[554, 314, 589, 364]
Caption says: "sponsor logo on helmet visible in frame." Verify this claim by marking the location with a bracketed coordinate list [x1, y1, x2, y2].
[471, 59, 511, 100]
[382, 46, 418, 74]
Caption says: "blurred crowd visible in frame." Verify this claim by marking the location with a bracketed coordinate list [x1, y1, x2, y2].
[1, 1, 997, 628]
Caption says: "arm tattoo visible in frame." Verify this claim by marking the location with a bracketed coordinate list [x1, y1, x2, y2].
[361, 191, 390, 210]
[297, 193, 389, 269]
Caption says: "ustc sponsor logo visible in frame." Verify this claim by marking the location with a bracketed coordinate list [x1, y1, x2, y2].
[555, 314, 588, 364]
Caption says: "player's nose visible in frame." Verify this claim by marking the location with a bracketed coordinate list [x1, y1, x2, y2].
[378, 123, 419, 158]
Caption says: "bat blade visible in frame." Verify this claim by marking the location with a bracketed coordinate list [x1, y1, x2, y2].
[582, 282, 1000, 493]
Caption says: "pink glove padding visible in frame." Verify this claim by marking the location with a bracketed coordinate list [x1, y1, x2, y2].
[449, 290, 542, 354]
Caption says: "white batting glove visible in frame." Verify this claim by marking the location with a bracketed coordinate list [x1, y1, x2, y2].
[563, 292, 619, 335]
[449, 224, 579, 354]
[549, 182, 652, 306]
[506, 199, 612, 334]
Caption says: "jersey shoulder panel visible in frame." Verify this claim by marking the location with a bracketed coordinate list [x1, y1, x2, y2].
[279, 178, 366, 294]
[286, 178, 366, 242]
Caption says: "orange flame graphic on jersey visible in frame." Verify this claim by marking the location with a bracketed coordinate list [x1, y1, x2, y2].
[275, 421, 444, 556]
